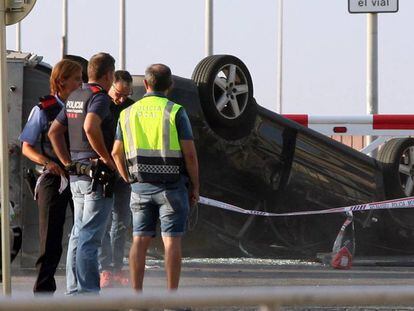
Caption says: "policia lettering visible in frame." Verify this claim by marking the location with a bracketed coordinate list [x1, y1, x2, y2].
[135, 104, 162, 118]
[66, 100, 84, 113]
[119, 96, 183, 183]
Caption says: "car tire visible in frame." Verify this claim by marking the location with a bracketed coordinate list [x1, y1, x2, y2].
[192, 55, 256, 136]
[0, 226, 22, 272]
[377, 138, 414, 199]
[377, 138, 414, 231]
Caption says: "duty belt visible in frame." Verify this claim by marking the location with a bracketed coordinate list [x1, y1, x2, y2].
[65, 159, 115, 198]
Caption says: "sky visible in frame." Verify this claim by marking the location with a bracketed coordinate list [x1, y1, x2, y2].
[5, 0, 413, 115]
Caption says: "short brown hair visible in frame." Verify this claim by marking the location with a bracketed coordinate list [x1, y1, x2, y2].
[145, 64, 172, 92]
[87, 52, 115, 81]
[50, 59, 82, 95]
[63, 54, 89, 83]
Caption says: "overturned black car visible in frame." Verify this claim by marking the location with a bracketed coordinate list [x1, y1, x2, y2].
[132, 55, 414, 258]
[10, 52, 414, 266]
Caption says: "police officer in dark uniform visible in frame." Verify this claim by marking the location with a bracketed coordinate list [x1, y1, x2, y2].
[48, 52, 116, 294]
[99, 70, 134, 288]
[19, 59, 83, 293]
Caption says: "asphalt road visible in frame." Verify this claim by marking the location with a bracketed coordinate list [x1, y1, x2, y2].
[4, 258, 414, 310]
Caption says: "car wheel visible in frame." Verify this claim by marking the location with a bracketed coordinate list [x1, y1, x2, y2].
[377, 138, 414, 230]
[378, 138, 414, 199]
[192, 55, 256, 136]
[0, 226, 22, 272]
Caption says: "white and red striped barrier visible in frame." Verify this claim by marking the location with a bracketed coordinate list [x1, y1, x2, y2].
[283, 114, 414, 136]
[199, 195, 414, 217]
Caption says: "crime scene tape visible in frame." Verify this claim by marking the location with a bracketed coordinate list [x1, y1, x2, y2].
[198, 196, 414, 217]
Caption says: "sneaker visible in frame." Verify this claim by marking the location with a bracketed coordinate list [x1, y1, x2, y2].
[100, 270, 113, 288]
[113, 270, 129, 286]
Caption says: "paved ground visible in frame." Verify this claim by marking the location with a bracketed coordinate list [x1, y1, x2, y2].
[3, 258, 414, 310]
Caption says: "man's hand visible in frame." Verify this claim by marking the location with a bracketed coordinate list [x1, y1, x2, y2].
[189, 185, 200, 207]
[100, 157, 117, 171]
[45, 161, 65, 176]
[111, 140, 130, 183]
[180, 139, 200, 208]
[84, 112, 116, 171]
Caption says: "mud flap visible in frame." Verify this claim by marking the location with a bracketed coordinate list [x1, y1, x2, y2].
[331, 212, 355, 270]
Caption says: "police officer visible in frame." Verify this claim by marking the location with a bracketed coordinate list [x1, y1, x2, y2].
[112, 64, 199, 292]
[48, 52, 116, 294]
[99, 70, 134, 288]
[19, 59, 83, 293]
[63, 54, 89, 84]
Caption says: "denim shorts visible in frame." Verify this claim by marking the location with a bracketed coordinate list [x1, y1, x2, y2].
[130, 183, 189, 237]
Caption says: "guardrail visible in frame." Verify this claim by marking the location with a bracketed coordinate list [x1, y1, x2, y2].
[1, 285, 414, 310]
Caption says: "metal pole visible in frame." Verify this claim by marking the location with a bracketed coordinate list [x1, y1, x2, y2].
[276, 0, 283, 114]
[61, 0, 67, 57]
[119, 0, 125, 70]
[0, 0, 11, 296]
[366, 13, 378, 149]
[15, 22, 20, 51]
[205, 0, 213, 56]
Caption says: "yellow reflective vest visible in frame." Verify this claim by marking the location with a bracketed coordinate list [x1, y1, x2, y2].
[119, 95, 184, 183]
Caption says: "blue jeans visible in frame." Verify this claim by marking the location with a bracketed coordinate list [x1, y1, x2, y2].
[98, 177, 131, 272]
[66, 179, 113, 294]
[131, 181, 189, 237]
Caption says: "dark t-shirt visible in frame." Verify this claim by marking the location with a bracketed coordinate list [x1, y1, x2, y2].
[110, 97, 135, 125]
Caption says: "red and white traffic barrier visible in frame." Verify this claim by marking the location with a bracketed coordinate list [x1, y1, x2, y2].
[283, 114, 414, 136]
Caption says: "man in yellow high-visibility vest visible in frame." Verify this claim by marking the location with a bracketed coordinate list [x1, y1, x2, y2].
[112, 64, 199, 292]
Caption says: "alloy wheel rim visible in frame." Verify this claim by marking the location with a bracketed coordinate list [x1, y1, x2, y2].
[212, 64, 249, 120]
[399, 146, 414, 196]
